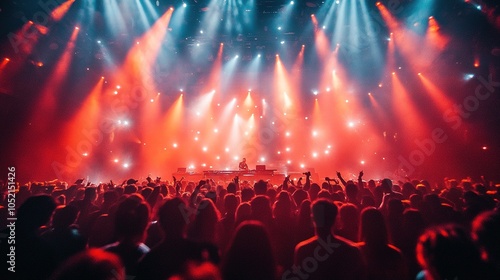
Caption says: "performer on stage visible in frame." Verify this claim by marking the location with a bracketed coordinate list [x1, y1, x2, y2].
[239, 158, 249, 170]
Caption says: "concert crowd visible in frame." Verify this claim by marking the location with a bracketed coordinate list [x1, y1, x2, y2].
[1, 172, 499, 280]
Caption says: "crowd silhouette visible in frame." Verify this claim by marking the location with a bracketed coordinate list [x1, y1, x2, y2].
[0, 172, 499, 280]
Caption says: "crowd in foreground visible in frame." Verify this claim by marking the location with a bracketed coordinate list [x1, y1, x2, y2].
[0, 172, 499, 280]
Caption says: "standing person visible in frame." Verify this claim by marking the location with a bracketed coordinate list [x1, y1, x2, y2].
[221, 221, 276, 280]
[293, 199, 366, 280]
[239, 158, 249, 171]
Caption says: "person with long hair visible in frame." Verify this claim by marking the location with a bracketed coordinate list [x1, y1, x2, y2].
[221, 221, 276, 280]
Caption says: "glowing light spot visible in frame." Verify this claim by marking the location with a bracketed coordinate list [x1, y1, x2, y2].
[114, 91, 118, 95]
[173, 143, 178, 148]
[194, 137, 198, 141]
[312, 152, 318, 158]
[277, 151, 281, 154]
[482, 146, 488, 150]
[183, 3, 187, 7]
[312, 131, 318, 137]
[113, 159, 119, 163]
[345, 99, 349, 103]
[285, 131, 290, 137]
[202, 146, 208, 152]
[286, 147, 291, 152]
[361, 160, 365, 165]
[82, 152, 88, 157]
[123, 163, 129, 168]
[348, 122, 355, 128]
[225, 147, 230, 152]
[287, 160, 292, 164]
[150, 99, 154, 102]
[312, 90, 318, 95]
[464, 74, 475, 81]
[300, 164, 305, 168]
[260, 157, 266, 162]
[214, 128, 218, 133]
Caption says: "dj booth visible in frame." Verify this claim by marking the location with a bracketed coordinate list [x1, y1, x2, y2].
[173, 166, 319, 185]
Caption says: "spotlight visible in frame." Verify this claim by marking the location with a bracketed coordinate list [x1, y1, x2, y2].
[75, 26, 79, 30]
[97, 40, 101, 44]
[113, 159, 119, 163]
[173, 143, 178, 148]
[257, 54, 261, 57]
[123, 163, 129, 168]
[360, 160, 365, 165]
[464, 74, 474, 81]
[278, 26, 282, 30]
[290, 1, 294, 4]
[183, 2, 187, 7]
[280, 41, 285, 44]
[312, 90, 318, 95]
